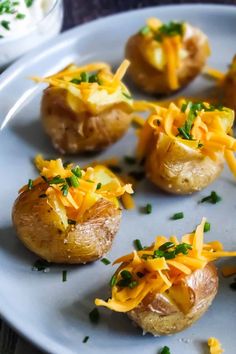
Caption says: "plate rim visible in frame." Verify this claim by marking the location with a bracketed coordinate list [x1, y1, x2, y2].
[1, 3, 236, 354]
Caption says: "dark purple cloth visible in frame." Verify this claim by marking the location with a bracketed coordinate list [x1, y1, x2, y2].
[63, 0, 236, 30]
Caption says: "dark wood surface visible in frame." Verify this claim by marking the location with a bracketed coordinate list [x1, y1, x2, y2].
[1, 0, 236, 353]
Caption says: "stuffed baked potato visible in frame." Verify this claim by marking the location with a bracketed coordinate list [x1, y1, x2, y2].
[95, 218, 236, 335]
[12, 156, 133, 264]
[125, 18, 210, 95]
[33, 60, 133, 154]
[221, 55, 236, 112]
[136, 100, 236, 194]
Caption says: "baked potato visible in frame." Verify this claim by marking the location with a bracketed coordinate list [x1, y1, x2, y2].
[33, 60, 133, 154]
[12, 156, 133, 264]
[136, 100, 235, 194]
[125, 18, 210, 95]
[95, 218, 236, 335]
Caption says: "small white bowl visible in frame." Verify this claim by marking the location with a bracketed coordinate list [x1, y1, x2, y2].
[0, 0, 63, 69]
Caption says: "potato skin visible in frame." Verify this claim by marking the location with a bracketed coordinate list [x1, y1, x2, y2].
[41, 87, 132, 154]
[222, 55, 236, 112]
[12, 183, 121, 263]
[128, 263, 218, 335]
[145, 133, 224, 194]
[125, 24, 210, 95]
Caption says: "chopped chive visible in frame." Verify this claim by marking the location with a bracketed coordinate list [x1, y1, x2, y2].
[89, 308, 100, 324]
[124, 156, 136, 164]
[16, 13, 25, 19]
[32, 259, 50, 271]
[62, 270, 67, 282]
[63, 160, 72, 168]
[41, 175, 48, 183]
[68, 219, 76, 225]
[170, 212, 184, 220]
[160, 346, 171, 354]
[122, 92, 132, 99]
[80, 71, 89, 82]
[159, 242, 175, 251]
[181, 103, 188, 112]
[139, 25, 150, 35]
[178, 127, 191, 140]
[49, 175, 65, 185]
[110, 274, 117, 287]
[61, 184, 69, 196]
[96, 182, 102, 190]
[1, 20, 10, 30]
[204, 222, 211, 232]
[128, 280, 138, 289]
[198, 142, 204, 148]
[70, 78, 81, 84]
[71, 167, 82, 178]
[25, 0, 34, 7]
[175, 243, 192, 255]
[28, 179, 33, 190]
[69, 175, 79, 188]
[145, 203, 152, 214]
[120, 270, 132, 280]
[39, 194, 47, 198]
[83, 336, 89, 343]
[134, 239, 143, 251]
[101, 258, 111, 265]
[200, 191, 222, 204]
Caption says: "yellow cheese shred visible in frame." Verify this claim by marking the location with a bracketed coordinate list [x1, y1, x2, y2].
[20, 156, 133, 227]
[208, 337, 224, 354]
[135, 100, 236, 178]
[95, 218, 236, 313]
[204, 67, 225, 81]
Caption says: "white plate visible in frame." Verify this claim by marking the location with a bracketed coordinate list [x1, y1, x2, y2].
[0, 4, 236, 354]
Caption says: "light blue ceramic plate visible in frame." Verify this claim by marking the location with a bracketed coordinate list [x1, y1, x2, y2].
[0, 4, 236, 354]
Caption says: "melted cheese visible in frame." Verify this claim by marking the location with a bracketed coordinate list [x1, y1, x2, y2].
[95, 218, 236, 313]
[208, 337, 224, 354]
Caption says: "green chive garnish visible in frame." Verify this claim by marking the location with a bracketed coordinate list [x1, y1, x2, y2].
[200, 191, 222, 204]
[25, 0, 34, 8]
[61, 184, 69, 196]
[80, 71, 89, 82]
[28, 179, 33, 190]
[101, 258, 111, 265]
[49, 175, 65, 185]
[16, 13, 25, 19]
[145, 203, 152, 214]
[83, 336, 89, 343]
[32, 259, 50, 271]
[62, 270, 67, 282]
[120, 270, 132, 280]
[160, 346, 171, 354]
[96, 182, 102, 190]
[110, 274, 117, 287]
[122, 92, 132, 99]
[128, 280, 138, 289]
[1, 20, 10, 30]
[71, 167, 82, 178]
[139, 25, 150, 35]
[159, 242, 175, 251]
[89, 308, 100, 324]
[70, 78, 81, 84]
[69, 175, 79, 188]
[134, 239, 143, 251]
[204, 222, 211, 232]
[170, 212, 184, 220]
[68, 219, 76, 225]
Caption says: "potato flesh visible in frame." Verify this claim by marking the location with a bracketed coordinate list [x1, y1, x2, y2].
[12, 183, 121, 264]
[128, 263, 218, 335]
[125, 24, 210, 95]
[145, 133, 224, 194]
[41, 87, 132, 154]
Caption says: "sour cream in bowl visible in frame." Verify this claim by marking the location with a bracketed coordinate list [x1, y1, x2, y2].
[0, 0, 63, 68]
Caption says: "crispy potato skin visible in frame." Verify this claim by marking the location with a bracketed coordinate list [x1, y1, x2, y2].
[145, 133, 224, 194]
[128, 263, 218, 335]
[222, 56, 236, 112]
[12, 183, 121, 263]
[125, 25, 210, 95]
[41, 87, 132, 154]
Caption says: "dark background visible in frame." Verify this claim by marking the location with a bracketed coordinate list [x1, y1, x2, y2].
[63, 0, 236, 30]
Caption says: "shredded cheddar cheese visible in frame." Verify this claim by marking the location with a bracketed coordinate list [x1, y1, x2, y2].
[204, 67, 225, 81]
[95, 218, 236, 313]
[138, 18, 191, 90]
[208, 337, 224, 354]
[31, 60, 133, 115]
[20, 155, 133, 228]
[135, 100, 236, 177]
